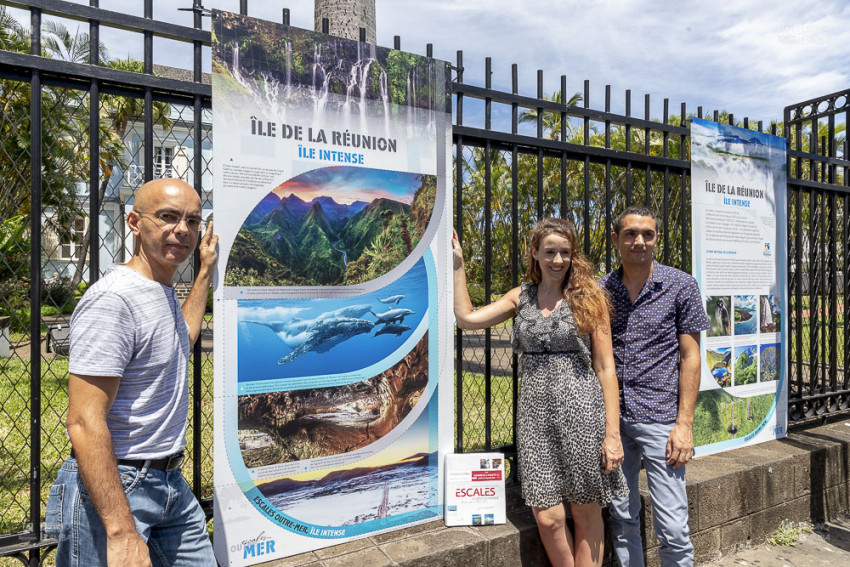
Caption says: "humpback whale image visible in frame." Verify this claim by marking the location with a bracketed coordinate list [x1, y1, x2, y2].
[277, 317, 375, 365]
[374, 323, 411, 337]
[371, 308, 415, 325]
[378, 295, 405, 304]
[246, 304, 372, 348]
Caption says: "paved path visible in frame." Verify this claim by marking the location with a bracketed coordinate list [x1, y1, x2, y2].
[699, 515, 850, 566]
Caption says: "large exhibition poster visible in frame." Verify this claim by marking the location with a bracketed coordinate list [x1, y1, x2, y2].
[210, 12, 453, 565]
[690, 118, 788, 457]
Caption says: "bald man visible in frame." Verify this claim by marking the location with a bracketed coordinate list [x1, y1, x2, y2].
[45, 179, 218, 566]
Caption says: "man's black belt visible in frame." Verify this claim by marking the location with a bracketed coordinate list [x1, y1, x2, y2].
[70, 449, 184, 471]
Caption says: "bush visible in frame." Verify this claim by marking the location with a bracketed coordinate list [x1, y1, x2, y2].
[0, 277, 29, 331]
[41, 273, 76, 309]
[74, 280, 88, 300]
[8, 306, 31, 333]
[206, 286, 213, 313]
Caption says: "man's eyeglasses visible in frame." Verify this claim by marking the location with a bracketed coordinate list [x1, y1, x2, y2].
[137, 211, 204, 231]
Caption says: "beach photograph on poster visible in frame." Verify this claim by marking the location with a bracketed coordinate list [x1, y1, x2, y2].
[238, 334, 428, 468]
[213, 11, 450, 138]
[733, 295, 758, 336]
[224, 166, 435, 287]
[759, 295, 781, 333]
[760, 344, 780, 382]
[706, 346, 732, 388]
[256, 407, 437, 527]
[693, 389, 775, 445]
[733, 345, 758, 386]
[706, 296, 732, 337]
[237, 257, 427, 381]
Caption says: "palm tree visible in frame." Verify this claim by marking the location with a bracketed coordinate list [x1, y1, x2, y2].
[0, 11, 91, 237]
[518, 90, 583, 141]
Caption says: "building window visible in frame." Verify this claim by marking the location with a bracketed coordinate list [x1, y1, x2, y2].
[59, 217, 87, 261]
[154, 146, 173, 179]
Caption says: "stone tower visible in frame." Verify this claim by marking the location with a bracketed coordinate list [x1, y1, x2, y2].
[314, 0, 376, 44]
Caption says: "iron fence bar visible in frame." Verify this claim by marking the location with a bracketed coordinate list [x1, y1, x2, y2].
[452, 83, 690, 135]
[454, 49, 464, 454]
[845, 182, 850, 393]
[583, 80, 590, 255]
[644, 94, 651, 206]
[451, 125, 690, 170]
[845, 129, 850, 393]
[662, 98, 669, 265]
[536, 69, 543, 221]
[511, 65, 520, 478]
[786, 149, 850, 169]
[680, 102, 687, 270]
[811, 188, 821, 401]
[0, 50, 211, 98]
[791, 116, 804, 416]
[828, 114, 836, 182]
[143, 0, 153, 187]
[88, 0, 100, 283]
[28, 7, 43, 557]
[604, 85, 612, 271]
[483, 56, 492, 452]
[788, 387, 850, 403]
[827, 190, 837, 399]
[4, 0, 210, 43]
[191, 0, 204, 502]
[826, 130, 838, 400]
[625, 90, 632, 207]
[559, 75, 567, 216]
[789, 176, 850, 194]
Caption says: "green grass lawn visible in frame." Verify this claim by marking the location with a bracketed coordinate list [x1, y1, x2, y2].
[0, 355, 214, 550]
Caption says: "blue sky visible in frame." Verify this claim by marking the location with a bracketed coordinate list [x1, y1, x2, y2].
[12, 0, 850, 125]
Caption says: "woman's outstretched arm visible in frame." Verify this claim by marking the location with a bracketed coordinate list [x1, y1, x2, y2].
[452, 230, 520, 330]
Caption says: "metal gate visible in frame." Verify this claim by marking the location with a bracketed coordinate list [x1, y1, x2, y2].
[784, 89, 849, 420]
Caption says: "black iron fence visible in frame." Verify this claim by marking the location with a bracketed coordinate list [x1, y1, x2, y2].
[0, 0, 846, 564]
[785, 89, 850, 420]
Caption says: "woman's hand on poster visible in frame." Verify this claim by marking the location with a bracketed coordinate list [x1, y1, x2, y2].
[451, 229, 465, 271]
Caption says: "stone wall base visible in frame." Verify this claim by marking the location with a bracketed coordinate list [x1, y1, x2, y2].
[257, 419, 850, 566]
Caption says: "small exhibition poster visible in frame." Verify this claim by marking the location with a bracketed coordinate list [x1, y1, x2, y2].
[210, 11, 454, 565]
[444, 453, 506, 527]
[690, 118, 788, 456]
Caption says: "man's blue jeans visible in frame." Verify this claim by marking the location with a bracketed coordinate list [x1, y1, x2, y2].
[608, 421, 693, 567]
[45, 457, 215, 566]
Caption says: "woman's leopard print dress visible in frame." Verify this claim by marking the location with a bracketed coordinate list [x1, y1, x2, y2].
[512, 283, 628, 509]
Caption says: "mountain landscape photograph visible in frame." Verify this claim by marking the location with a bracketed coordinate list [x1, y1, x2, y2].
[225, 166, 435, 286]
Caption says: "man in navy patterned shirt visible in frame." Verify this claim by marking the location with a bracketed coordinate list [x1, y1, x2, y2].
[599, 205, 709, 567]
